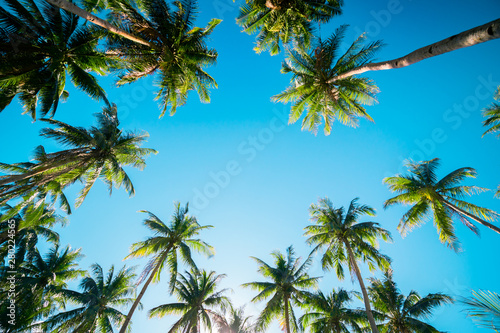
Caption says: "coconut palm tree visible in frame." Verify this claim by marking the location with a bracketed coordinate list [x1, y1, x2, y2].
[368, 272, 453, 333]
[42, 264, 137, 332]
[463, 290, 500, 331]
[383, 158, 500, 251]
[242, 245, 319, 333]
[0, 245, 85, 331]
[0, 104, 157, 208]
[299, 288, 367, 333]
[149, 269, 231, 333]
[104, 0, 221, 116]
[119, 202, 214, 333]
[0, 0, 114, 119]
[0, 202, 65, 264]
[213, 306, 258, 333]
[304, 197, 392, 333]
[236, 0, 342, 55]
[272, 25, 381, 135]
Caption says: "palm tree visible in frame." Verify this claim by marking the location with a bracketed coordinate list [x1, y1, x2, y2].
[0, 104, 157, 208]
[119, 202, 214, 333]
[482, 86, 500, 198]
[0, 0, 114, 119]
[0, 202, 65, 264]
[42, 264, 137, 332]
[368, 272, 453, 333]
[149, 269, 231, 333]
[105, 0, 221, 116]
[4, 245, 85, 331]
[299, 288, 367, 333]
[236, 0, 342, 55]
[213, 306, 258, 333]
[463, 290, 500, 331]
[383, 158, 500, 251]
[272, 25, 381, 135]
[242, 245, 319, 333]
[304, 197, 392, 333]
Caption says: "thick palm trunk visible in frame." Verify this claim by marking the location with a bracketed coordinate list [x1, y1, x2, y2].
[119, 251, 170, 333]
[345, 242, 380, 333]
[284, 296, 291, 333]
[329, 18, 500, 82]
[442, 200, 500, 235]
[43, 0, 154, 47]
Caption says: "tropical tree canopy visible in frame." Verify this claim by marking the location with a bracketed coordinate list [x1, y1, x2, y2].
[149, 269, 231, 333]
[384, 158, 500, 251]
[213, 306, 258, 333]
[242, 245, 319, 333]
[299, 288, 367, 333]
[0, 104, 157, 208]
[236, 0, 343, 55]
[119, 202, 214, 333]
[368, 272, 453, 333]
[105, 0, 221, 116]
[463, 290, 500, 331]
[42, 263, 137, 332]
[272, 25, 381, 135]
[0, 0, 113, 119]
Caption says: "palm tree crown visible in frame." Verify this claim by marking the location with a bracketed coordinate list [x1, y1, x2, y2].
[237, 0, 343, 55]
[299, 288, 367, 333]
[42, 264, 137, 332]
[242, 245, 319, 333]
[383, 158, 500, 251]
[149, 269, 231, 333]
[0, 0, 113, 119]
[105, 0, 221, 116]
[368, 272, 453, 333]
[0, 104, 157, 208]
[272, 25, 382, 134]
[304, 197, 392, 333]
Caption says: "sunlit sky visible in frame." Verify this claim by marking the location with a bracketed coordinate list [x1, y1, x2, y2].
[1, 0, 500, 331]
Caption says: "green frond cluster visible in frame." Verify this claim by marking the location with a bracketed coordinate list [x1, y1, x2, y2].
[0, 0, 115, 119]
[383, 158, 500, 251]
[273, 25, 382, 134]
[463, 290, 500, 330]
[237, 0, 343, 55]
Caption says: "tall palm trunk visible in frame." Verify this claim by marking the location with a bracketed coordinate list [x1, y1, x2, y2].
[329, 18, 500, 82]
[344, 241, 380, 333]
[119, 250, 170, 333]
[442, 200, 500, 234]
[43, 0, 154, 47]
[284, 295, 291, 333]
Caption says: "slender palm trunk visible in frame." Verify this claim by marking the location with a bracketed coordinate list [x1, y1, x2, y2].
[43, 0, 154, 47]
[442, 200, 500, 235]
[344, 241, 380, 333]
[119, 251, 170, 333]
[329, 18, 500, 82]
[284, 295, 291, 333]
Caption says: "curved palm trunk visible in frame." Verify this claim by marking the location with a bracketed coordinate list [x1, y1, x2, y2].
[442, 200, 500, 235]
[329, 18, 500, 82]
[119, 251, 170, 333]
[43, 0, 154, 47]
[344, 242, 380, 333]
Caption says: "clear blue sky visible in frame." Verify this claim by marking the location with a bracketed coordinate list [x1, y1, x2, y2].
[1, 0, 500, 331]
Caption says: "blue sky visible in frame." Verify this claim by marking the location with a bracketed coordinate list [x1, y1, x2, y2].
[1, 0, 500, 331]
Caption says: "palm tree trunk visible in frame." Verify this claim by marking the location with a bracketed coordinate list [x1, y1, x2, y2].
[442, 200, 500, 235]
[43, 0, 154, 47]
[329, 18, 500, 82]
[284, 296, 291, 333]
[119, 251, 170, 333]
[345, 241, 380, 333]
